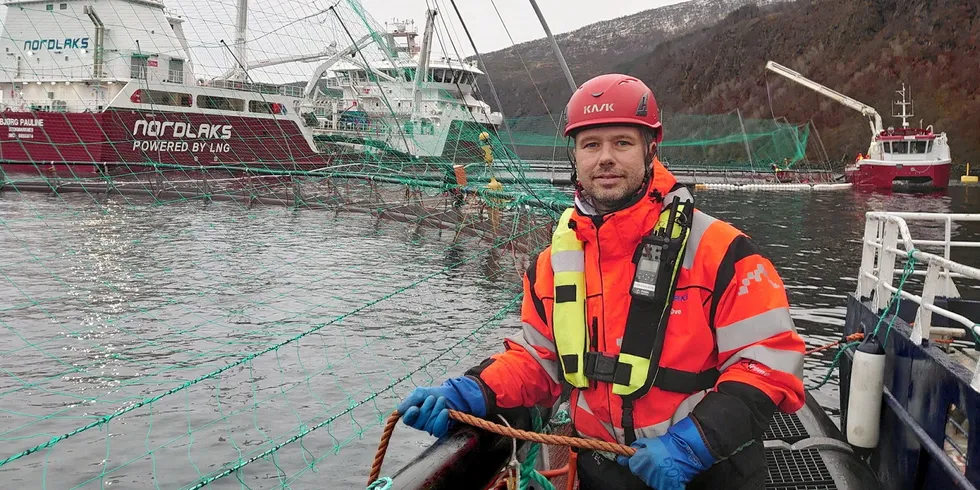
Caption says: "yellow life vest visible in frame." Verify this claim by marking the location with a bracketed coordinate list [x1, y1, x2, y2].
[551, 198, 695, 397]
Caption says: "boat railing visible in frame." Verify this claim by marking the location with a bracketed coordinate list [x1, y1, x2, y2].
[8, 65, 130, 81]
[204, 79, 305, 98]
[2, 98, 106, 113]
[856, 212, 980, 373]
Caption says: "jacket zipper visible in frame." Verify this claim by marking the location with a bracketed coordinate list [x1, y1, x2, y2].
[589, 316, 599, 390]
[592, 217, 615, 424]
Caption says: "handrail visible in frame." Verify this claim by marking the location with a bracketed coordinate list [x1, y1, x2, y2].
[857, 212, 980, 361]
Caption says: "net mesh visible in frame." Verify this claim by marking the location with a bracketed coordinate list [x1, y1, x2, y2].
[0, 0, 828, 488]
[0, 167, 560, 489]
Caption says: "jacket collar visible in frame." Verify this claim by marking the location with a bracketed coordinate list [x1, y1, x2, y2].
[570, 158, 681, 257]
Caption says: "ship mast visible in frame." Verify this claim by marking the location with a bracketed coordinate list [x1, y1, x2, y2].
[233, 0, 248, 80]
[893, 83, 913, 129]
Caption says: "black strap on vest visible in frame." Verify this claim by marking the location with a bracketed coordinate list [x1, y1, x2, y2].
[577, 197, 720, 445]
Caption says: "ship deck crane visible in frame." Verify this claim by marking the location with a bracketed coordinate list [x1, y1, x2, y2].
[765, 61, 883, 138]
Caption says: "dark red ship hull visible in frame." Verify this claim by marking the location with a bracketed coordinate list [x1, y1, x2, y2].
[0, 109, 334, 176]
[844, 160, 951, 191]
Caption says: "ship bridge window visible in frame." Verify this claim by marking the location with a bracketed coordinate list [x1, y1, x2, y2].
[198, 95, 244, 111]
[911, 141, 928, 153]
[131, 89, 192, 107]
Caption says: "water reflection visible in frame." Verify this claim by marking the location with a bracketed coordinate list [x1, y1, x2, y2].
[1, 186, 978, 488]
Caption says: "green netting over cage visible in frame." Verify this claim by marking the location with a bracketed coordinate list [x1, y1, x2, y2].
[495, 112, 816, 172]
[0, 162, 570, 489]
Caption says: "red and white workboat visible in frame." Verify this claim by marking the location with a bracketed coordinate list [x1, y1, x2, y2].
[766, 62, 952, 191]
[0, 0, 501, 176]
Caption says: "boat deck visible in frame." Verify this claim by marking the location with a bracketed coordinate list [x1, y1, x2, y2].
[765, 410, 837, 490]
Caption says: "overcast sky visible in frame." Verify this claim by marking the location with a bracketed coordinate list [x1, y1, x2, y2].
[356, 0, 687, 54]
[0, 0, 688, 81]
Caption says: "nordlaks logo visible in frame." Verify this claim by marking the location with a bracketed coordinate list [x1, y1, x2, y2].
[133, 120, 232, 140]
[583, 103, 614, 114]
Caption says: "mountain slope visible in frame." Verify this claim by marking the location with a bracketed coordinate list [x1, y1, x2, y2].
[476, 0, 791, 118]
[616, 0, 980, 169]
[479, 0, 980, 171]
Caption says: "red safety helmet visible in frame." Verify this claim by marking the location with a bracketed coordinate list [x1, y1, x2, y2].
[563, 74, 662, 143]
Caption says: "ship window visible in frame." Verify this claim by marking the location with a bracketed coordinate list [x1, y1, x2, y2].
[46, 4, 53, 10]
[249, 100, 284, 114]
[198, 95, 244, 111]
[893, 142, 909, 154]
[912, 141, 927, 154]
[168, 59, 184, 84]
[926, 141, 933, 153]
[130, 56, 148, 80]
[60, 3, 67, 9]
[881, 142, 891, 153]
[134, 89, 192, 107]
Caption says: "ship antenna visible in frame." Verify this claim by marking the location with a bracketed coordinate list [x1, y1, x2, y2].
[220, 39, 255, 85]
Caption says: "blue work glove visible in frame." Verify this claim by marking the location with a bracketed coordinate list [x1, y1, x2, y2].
[615, 417, 716, 490]
[396, 376, 488, 438]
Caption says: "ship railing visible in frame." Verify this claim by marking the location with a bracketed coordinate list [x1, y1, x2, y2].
[12, 66, 129, 81]
[3, 98, 105, 112]
[857, 211, 980, 376]
[204, 79, 305, 98]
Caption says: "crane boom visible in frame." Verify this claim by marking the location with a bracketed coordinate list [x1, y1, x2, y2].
[765, 61, 883, 136]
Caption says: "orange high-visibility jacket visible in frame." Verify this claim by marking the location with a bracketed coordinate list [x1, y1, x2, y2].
[471, 159, 805, 451]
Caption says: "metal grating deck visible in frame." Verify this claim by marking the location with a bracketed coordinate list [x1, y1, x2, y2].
[764, 411, 837, 490]
[766, 448, 836, 490]
[764, 411, 810, 444]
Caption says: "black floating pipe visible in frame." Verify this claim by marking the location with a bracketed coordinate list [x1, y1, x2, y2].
[388, 408, 535, 490]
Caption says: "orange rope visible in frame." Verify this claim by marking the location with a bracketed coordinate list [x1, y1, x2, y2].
[450, 410, 635, 455]
[368, 409, 633, 486]
[806, 333, 864, 355]
[367, 411, 401, 486]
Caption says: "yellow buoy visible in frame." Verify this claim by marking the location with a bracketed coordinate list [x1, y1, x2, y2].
[487, 176, 504, 231]
[962, 163, 978, 184]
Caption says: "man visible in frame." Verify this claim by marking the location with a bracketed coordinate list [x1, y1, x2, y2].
[397, 74, 805, 489]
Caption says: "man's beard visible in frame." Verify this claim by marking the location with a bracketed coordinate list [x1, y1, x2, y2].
[582, 181, 644, 214]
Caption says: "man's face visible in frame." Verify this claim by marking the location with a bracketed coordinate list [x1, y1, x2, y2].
[574, 126, 652, 213]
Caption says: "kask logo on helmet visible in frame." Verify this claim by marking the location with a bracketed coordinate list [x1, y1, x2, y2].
[582, 103, 615, 114]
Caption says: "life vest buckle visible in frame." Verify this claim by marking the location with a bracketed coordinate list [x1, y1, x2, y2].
[583, 351, 633, 386]
[583, 351, 617, 383]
